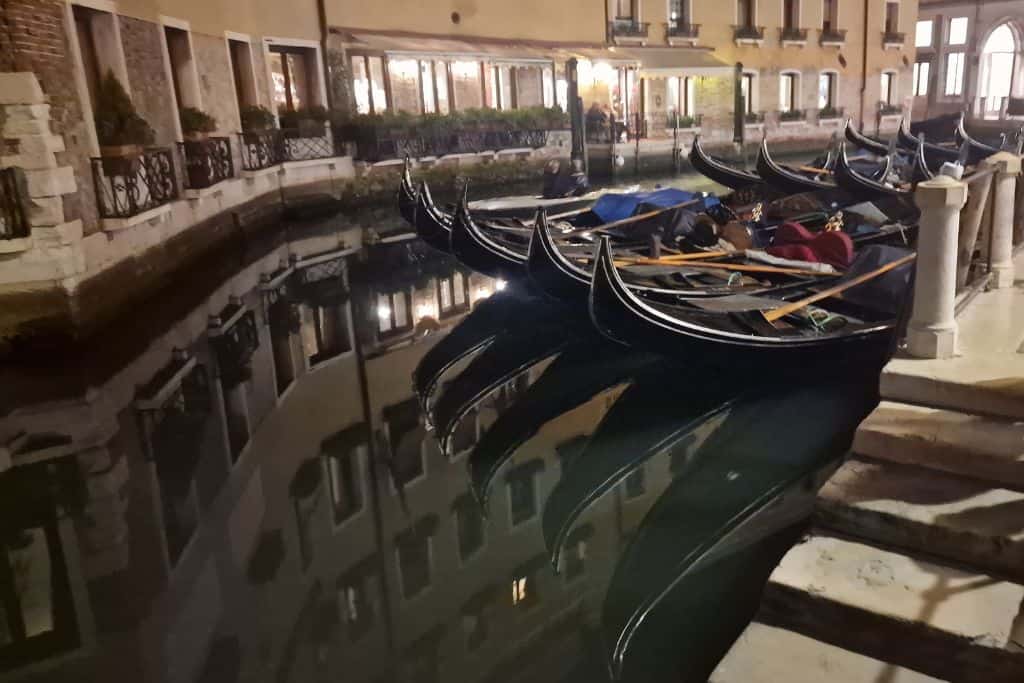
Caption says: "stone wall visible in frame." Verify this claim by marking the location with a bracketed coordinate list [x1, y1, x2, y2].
[119, 16, 178, 147]
[192, 32, 241, 133]
[0, 0, 98, 234]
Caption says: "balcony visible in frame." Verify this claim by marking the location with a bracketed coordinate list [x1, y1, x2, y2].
[609, 19, 650, 44]
[779, 109, 806, 123]
[733, 25, 766, 44]
[91, 147, 179, 220]
[819, 28, 847, 46]
[237, 128, 338, 172]
[0, 167, 29, 241]
[239, 130, 286, 171]
[178, 137, 236, 191]
[883, 30, 905, 48]
[666, 21, 700, 44]
[780, 27, 808, 44]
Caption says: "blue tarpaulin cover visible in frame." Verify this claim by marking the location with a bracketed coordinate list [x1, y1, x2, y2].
[590, 188, 718, 223]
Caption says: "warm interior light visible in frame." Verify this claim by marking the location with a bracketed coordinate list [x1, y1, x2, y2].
[451, 60, 480, 78]
[592, 62, 617, 87]
[494, 279, 507, 291]
[389, 59, 419, 80]
[377, 305, 392, 320]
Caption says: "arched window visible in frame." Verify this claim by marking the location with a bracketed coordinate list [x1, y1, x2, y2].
[980, 24, 1017, 113]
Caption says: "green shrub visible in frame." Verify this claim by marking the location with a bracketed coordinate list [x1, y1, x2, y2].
[240, 105, 275, 131]
[179, 107, 217, 134]
[93, 70, 155, 147]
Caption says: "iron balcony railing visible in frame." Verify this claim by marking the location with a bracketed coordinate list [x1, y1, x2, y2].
[178, 136, 235, 190]
[666, 21, 700, 39]
[0, 167, 29, 240]
[609, 19, 650, 38]
[883, 30, 905, 44]
[733, 25, 766, 41]
[819, 28, 847, 44]
[238, 128, 338, 171]
[346, 127, 551, 163]
[780, 27, 808, 41]
[91, 147, 178, 219]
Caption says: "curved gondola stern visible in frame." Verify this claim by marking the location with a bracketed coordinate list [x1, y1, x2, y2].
[414, 180, 454, 253]
[397, 157, 418, 225]
[588, 237, 640, 347]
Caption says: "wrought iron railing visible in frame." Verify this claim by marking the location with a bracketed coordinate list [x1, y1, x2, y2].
[665, 113, 703, 129]
[0, 167, 29, 240]
[609, 19, 650, 38]
[666, 21, 700, 39]
[780, 27, 808, 41]
[346, 127, 552, 162]
[91, 147, 179, 219]
[281, 128, 336, 161]
[178, 136, 235, 190]
[820, 28, 847, 44]
[883, 30, 905, 44]
[239, 130, 285, 171]
[733, 25, 765, 40]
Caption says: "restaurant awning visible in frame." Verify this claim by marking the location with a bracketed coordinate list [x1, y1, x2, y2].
[614, 47, 733, 77]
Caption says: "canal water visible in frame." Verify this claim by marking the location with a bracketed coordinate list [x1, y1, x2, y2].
[0, 166, 877, 683]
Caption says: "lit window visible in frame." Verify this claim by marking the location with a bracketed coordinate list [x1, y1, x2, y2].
[912, 62, 930, 96]
[818, 72, 836, 109]
[948, 17, 968, 45]
[880, 72, 895, 104]
[511, 575, 536, 607]
[741, 73, 755, 113]
[945, 52, 965, 96]
[915, 20, 933, 47]
[779, 73, 797, 112]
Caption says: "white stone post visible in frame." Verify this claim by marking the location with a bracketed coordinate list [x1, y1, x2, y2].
[988, 151, 1021, 288]
[907, 175, 968, 359]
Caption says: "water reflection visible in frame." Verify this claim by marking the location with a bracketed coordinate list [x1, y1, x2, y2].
[0, 225, 876, 683]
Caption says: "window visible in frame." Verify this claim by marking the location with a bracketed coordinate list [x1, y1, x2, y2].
[324, 435, 364, 525]
[508, 467, 538, 526]
[818, 71, 836, 108]
[884, 2, 899, 33]
[437, 271, 467, 316]
[386, 400, 425, 488]
[741, 73, 755, 113]
[72, 4, 128, 112]
[949, 17, 968, 45]
[779, 72, 797, 112]
[228, 38, 258, 114]
[377, 290, 411, 336]
[563, 540, 587, 580]
[616, 0, 635, 19]
[667, 76, 696, 117]
[300, 302, 352, 365]
[164, 24, 201, 114]
[455, 500, 485, 561]
[511, 575, 537, 608]
[339, 578, 376, 640]
[396, 528, 432, 599]
[542, 65, 555, 107]
[624, 466, 646, 498]
[980, 25, 1015, 110]
[669, 0, 688, 23]
[821, 0, 837, 31]
[880, 71, 895, 105]
[352, 55, 388, 114]
[269, 46, 316, 112]
[737, 0, 755, 27]
[912, 61, 930, 96]
[783, 0, 799, 30]
[463, 612, 488, 651]
[915, 20, 933, 47]
[945, 53, 964, 96]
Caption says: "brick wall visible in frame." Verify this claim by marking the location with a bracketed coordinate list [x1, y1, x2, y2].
[0, 0, 98, 234]
[119, 16, 177, 146]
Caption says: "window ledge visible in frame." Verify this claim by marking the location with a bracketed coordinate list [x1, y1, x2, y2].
[820, 40, 845, 47]
[0, 236, 32, 254]
[817, 117, 842, 126]
[664, 127, 701, 133]
[780, 119, 807, 127]
[883, 41, 904, 49]
[744, 122, 765, 128]
[281, 157, 342, 172]
[781, 39, 808, 47]
[100, 202, 172, 233]
[735, 38, 764, 46]
[667, 37, 699, 47]
[185, 185, 225, 201]
[242, 165, 284, 180]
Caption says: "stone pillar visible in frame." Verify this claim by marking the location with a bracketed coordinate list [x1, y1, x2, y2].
[907, 175, 968, 359]
[956, 156, 995, 289]
[988, 151, 1021, 288]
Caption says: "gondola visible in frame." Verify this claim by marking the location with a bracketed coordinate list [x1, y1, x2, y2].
[413, 182, 455, 253]
[451, 192, 532, 280]
[467, 340, 655, 506]
[688, 135, 763, 190]
[755, 138, 837, 193]
[588, 236, 912, 371]
[843, 118, 890, 156]
[398, 161, 418, 225]
[954, 113, 1004, 160]
[833, 142, 914, 198]
[897, 118, 963, 165]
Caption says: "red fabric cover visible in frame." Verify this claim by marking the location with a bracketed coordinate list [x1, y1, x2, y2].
[773, 221, 816, 245]
[807, 231, 855, 269]
[766, 244, 820, 263]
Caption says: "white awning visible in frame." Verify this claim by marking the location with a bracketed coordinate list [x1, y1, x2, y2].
[614, 47, 733, 77]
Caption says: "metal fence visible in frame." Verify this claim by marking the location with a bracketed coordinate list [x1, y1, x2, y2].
[178, 137, 235, 190]
[0, 167, 29, 240]
[91, 147, 179, 219]
[346, 127, 552, 163]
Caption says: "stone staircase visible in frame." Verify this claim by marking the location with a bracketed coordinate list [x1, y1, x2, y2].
[712, 256, 1024, 682]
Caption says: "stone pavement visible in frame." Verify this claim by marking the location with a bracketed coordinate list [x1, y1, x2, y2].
[713, 251, 1024, 682]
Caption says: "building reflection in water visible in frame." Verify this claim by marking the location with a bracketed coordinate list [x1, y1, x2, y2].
[0, 228, 876, 683]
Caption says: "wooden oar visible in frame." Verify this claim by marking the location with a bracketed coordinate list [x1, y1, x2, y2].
[548, 206, 591, 221]
[667, 261, 839, 277]
[613, 251, 733, 267]
[761, 253, 915, 323]
[559, 198, 703, 236]
[798, 165, 833, 175]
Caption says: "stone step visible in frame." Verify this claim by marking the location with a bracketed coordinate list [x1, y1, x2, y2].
[853, 401, 1024, 490]
[759, 533, 1024, 683]
[710, 623, 943, 682]
[881, 353, 1024, 422]
[816, 458, 1024, 582]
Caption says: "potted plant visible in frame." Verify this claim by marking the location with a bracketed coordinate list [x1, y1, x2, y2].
[240, 105, 276, 133]
[280, 106, 329, 138]
[179, 107, 217, 141]
[93, 70, 155, 175]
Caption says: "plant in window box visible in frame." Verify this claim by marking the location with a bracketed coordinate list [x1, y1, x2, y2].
[675, 114, 698, 128]
[240, 105, 276, 133]
[779, 109, 805, 122]
[179, 107, 217, 141]
[818, 106, 842, 120]
[94, 70, 155, 175]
